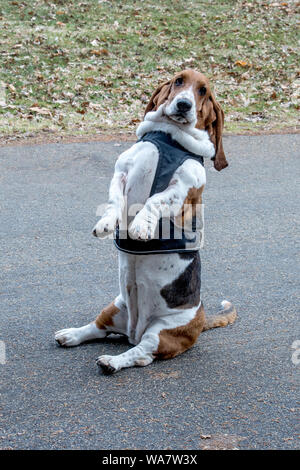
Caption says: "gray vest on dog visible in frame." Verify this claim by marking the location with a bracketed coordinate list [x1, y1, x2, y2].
[114, 131, 204, 255]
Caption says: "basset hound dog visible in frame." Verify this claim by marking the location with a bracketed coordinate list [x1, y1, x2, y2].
[55, 69, 237, 374]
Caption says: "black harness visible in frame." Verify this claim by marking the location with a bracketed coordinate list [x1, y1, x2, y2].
[114, 131, 204, 255]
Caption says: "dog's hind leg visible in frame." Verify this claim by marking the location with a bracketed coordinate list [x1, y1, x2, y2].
[55, 322, 106, 347]
[96, 305, 200, 374]
[96, 330, 157, 374]
[55, 295, 128, 347]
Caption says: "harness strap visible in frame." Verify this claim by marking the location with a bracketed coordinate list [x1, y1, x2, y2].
[114, 131, 204, 255]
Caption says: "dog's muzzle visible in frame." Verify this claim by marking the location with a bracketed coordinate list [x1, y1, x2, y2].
[176, 98, 192, 113]
[164, 94, 195, 124]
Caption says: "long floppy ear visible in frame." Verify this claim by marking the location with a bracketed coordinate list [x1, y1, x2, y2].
[198, 93, 228, 171]
[144, 80, 172, 116]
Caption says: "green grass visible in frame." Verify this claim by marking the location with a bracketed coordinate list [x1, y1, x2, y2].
[0, 0, 299, 139]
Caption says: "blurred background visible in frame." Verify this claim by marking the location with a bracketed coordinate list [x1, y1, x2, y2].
[0, 0, 299, 141]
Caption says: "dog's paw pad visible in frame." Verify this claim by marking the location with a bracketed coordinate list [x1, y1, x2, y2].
[99, 363, 116, 375]
[96, 356, 117, 374]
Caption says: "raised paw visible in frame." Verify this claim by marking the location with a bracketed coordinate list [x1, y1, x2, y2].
[55, 328, 83, 347]
[96, 355, 119, 374]
[128, 213, 156, 241]
[93, 214, 117, 239]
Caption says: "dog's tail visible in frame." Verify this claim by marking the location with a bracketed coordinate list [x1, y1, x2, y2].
[203, 300, 237, 331]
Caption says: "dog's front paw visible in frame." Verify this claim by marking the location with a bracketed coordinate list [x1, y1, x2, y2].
[128, 211, 157, 241]
[96, 355, 119, 374]
[93, 214, 117, 239]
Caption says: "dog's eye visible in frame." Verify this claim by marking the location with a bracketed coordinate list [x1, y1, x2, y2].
[175, 77, 183, 86]
[199, 86, 206, 96]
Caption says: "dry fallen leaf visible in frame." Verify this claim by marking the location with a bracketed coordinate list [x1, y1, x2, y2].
[1, 0, 298, 138]
[129, 118, 140, 124]
[235, 60, 251, 67]
[29, 106, 51, 116]
[90, 49, 109, 56]
[84, 77, 96, 84]
[89, 103, 102, 109]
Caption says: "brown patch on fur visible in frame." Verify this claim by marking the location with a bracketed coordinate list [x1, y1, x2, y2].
[175, 185, 204, 229]
[95, 301, 120, 330]
[154, 303, 205, 360]
[203, 302, 237, 331]
[154, 301, 237, 360]
[197, 92, 228, 171]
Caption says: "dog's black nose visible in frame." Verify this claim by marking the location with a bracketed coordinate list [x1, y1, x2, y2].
[176, 99, 192, 113]
[93, 228, 98, 237]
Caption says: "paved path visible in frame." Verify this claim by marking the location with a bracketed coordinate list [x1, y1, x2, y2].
[0, 134, 299, 450]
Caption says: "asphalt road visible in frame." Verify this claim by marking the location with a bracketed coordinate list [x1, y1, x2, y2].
[0, 134, 299, 450]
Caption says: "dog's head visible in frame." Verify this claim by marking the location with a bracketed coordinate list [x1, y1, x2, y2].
[144, 69, 228, 171]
